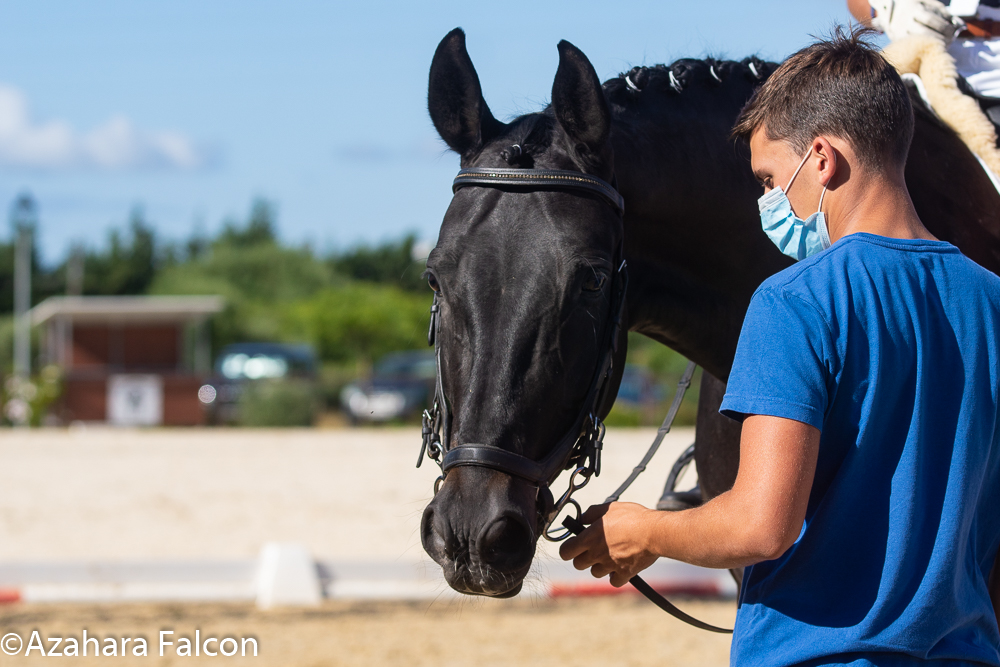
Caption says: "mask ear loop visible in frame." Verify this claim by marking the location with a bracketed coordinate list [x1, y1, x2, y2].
[785, 147, 814, 192]
[815, 184, 832, 248]
[817, 145, 835, 215]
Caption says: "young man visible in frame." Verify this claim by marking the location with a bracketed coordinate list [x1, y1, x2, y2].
[559, 29, 1000, 666]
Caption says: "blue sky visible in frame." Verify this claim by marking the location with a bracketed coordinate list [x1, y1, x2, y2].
[0, 1, 856, 264]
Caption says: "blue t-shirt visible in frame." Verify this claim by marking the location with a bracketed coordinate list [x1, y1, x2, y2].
[720, 233, 1000, 667]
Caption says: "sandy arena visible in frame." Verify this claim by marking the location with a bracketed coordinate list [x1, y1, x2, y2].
[1, 598, 736, 666]
[0, 426, 737, 665]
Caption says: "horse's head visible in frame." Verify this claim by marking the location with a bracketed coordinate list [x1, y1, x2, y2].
[420, 28, 626, 597]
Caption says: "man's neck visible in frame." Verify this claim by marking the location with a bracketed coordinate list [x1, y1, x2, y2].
[829, 169, 936, 243]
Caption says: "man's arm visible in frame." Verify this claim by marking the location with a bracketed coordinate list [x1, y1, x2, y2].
[848, 0, 875, 24]
[559, 415, 819, 586]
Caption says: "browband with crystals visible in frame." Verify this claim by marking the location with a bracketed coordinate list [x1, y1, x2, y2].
[453, 167, 625, 216]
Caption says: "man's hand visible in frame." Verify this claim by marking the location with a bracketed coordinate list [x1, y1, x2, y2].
[869, 0, 964, 43]
[558, 502, 660, 587]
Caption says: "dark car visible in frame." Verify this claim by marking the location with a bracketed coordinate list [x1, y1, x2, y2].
[614, 364, 665, 407]
[199, 342, 318, 425]
[340, 350, 436, 423]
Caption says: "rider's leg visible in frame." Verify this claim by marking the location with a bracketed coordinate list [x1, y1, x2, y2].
[958, 75, 1000, 146]
[950, 37, 1000, 145]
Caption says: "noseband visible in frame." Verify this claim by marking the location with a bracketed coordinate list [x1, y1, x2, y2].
[416, 166, 627, 540]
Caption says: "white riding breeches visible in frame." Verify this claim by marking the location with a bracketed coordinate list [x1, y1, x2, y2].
[950, 36, 1000, 97]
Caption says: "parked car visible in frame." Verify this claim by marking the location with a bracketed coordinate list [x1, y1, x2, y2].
[340, 350, 436, 423]
[614, 364, 665, 407]
[199, 342, 318, 425]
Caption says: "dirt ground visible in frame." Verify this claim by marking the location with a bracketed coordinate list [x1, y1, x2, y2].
[0, 426, 726, 665]
[0, 596, 736, 666]
[0, 426, 698, 563]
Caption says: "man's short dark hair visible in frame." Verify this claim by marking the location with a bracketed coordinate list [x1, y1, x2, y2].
[733, 26, 914, 174]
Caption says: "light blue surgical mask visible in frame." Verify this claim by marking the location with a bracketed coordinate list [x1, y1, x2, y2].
[757, 148, 832, 261]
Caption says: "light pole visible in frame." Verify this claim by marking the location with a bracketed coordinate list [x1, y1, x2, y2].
[66, 243, 84, 297]
[12, 193, 37, 381]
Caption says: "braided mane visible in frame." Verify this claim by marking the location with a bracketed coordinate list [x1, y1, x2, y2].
[603, 56, 778, 104]
[493, 57, 781, 167]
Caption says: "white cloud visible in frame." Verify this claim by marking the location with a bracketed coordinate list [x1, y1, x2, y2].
[0, 84, 208, 170]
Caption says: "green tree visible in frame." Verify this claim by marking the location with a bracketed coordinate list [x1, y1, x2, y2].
[329, 233, 428, 292]
[150, 198, 332, 352]
[281, 283, 432, 364]
[214, 199, 276, 249]
[602, 332, 702, 427]
[82, 207, 158, 296]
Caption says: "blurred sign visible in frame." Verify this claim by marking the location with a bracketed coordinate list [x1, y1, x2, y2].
[107, 375, 163, 426]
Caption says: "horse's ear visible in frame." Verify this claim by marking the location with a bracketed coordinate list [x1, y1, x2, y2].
[428, 28, 503, 157]
[552, 40, 610, 163]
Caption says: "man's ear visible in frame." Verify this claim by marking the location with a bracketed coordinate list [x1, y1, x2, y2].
[812, 137, 839, 188]
[428, 28, 504, 158]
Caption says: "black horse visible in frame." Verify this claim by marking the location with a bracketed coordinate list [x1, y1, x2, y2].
[420, 27, 1000, 598]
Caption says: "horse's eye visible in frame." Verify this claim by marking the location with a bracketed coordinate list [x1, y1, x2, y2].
[583, 272, 607, 293]
[427, 273, 441, 293]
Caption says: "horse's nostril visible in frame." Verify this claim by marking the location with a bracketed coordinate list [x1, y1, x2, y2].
[420, 505, 448, 562]
[477, 516, 532, 568]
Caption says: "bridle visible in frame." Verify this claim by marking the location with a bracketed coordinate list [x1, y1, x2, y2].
[416, 165, 628, 542]
[415, 164, 732, 634]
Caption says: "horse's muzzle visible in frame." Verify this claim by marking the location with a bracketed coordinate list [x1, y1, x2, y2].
[420, 471, 538, 596]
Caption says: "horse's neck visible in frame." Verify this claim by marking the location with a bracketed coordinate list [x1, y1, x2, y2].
[907, 108, 1000, 274]
[613, 103, 1000, 381]
[610, 118, 789, 381]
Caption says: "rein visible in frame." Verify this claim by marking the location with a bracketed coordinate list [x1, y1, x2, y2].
[417, 165, 731, 634]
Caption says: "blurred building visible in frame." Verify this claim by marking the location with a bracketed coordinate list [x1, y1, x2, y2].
[31, 295, 224, 426]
